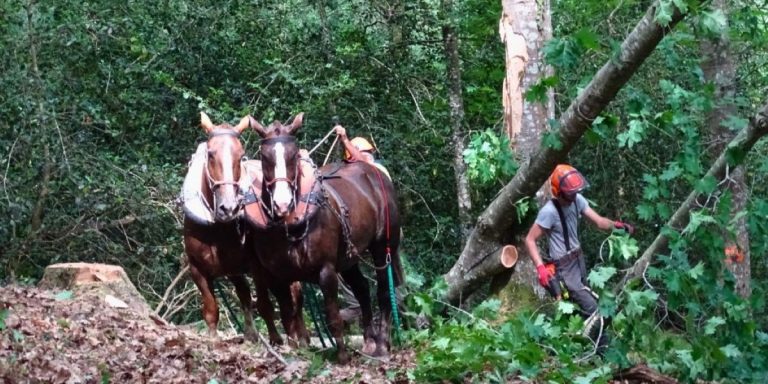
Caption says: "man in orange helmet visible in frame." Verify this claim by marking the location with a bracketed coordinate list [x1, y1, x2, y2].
[334, 125, 391, 179]
[524, 164, 634, 345]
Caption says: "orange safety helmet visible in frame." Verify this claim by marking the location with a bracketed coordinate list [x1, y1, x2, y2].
[345, 137, 375, 160]
[550, 164, 589, 199]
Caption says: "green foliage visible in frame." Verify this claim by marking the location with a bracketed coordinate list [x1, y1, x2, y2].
[0, 309, 8, 331]
[462, 129, 517, 185]
[1, 0, 768, 382]
[54, 290, 74, 301]
[409, 292, 610, 382]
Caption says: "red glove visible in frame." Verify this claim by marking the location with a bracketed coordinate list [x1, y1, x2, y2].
[536, 264, 553, 287]
[614, 221, 635, 235]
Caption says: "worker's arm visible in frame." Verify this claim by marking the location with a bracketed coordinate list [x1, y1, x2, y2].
[583, 206, 635, 234]
[334, 125, 365, 162]
[525, 223, 547, 267]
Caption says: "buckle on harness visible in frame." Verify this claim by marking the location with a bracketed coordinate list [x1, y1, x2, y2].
[242, 190, 259, 205]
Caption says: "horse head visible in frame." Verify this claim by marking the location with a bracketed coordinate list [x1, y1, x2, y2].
[200, 112, 249, 222]
[249, 113, 304, 219]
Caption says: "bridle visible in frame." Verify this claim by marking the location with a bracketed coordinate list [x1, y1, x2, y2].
[203, 129, 245, 212]
[260, 135, 301, 219]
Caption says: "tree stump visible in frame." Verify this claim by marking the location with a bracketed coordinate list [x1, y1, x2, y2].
[38, 263, 152, 316]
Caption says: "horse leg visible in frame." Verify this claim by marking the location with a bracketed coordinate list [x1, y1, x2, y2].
[251, 266, 284, 346]
[339, 266, 376, 355]
[289, 281, 311, 345]
[189, 264, 219, 338]
[228, 275, 257, 343]
[271, 281, 304, 347]
[318, 264, 348, 364]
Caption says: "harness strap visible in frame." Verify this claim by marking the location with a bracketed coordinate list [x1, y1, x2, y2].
[321, 182, 358, 259]
[552, 198, 571, 252]
[242, 189, 260, 205]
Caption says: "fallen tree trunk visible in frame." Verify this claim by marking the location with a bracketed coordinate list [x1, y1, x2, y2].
[618, 102, 768, 289]
[443, 1, 691, 304]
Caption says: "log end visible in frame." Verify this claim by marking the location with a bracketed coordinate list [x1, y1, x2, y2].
[500, 245, 518, 268]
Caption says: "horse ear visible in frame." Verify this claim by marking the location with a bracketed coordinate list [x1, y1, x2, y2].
[249, 115, 268, 137]
[234, 116, 249, 134]
[200, 112, 215, 134]
[287, 112, 304, 135]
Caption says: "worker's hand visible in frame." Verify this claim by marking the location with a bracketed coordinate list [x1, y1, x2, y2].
[334, 125, 346, 137]
[614, 221, 635, 235]
[536, 264, 553, 288]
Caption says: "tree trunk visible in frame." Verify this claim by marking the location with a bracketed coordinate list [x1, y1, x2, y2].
[701, 0, 751, 298]
[316, 0, 338, 117]
[444, 1, 691, 303]
[442, 0, 473, 242]
[618, 102, 768, 289]
[493, 0, 555, 303]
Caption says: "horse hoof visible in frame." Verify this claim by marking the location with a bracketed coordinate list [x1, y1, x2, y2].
[337, 351, 350, 364]
[270, 336, 285, 346]
[362, 339, 377, 355]
[372, 348, 389, 360]
[373, 344, 390, 359]
[244, 331, 258, 343]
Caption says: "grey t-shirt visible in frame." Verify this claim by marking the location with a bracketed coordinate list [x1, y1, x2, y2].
[535, 194, 588, 260]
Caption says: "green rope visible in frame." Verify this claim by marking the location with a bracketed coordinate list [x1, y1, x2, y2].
[215, 280, 243, 334]
[306, 284, 336, 348]
[387, 263, 402, 344]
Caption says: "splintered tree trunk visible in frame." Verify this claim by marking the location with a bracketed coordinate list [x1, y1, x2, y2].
[492, 0, 555, 304]
[619, 103, 768, 289]
[443, 0, 473, 242]
[701, 0, 751, 298]
[443, 1, 692, 303]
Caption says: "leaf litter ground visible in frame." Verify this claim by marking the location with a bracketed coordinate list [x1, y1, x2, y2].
[0, 285, 415, 383]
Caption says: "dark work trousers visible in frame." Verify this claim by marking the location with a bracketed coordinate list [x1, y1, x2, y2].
[556, 253, 608, 349]
[556, 254, 598, 316]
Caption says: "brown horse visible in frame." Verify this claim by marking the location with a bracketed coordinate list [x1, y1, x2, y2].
[242, 113, 403, 363]
[182, 112, 307, 346]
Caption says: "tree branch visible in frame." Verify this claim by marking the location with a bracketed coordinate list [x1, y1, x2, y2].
[443, 1, 691, 303]
[617, 102, 768, 289]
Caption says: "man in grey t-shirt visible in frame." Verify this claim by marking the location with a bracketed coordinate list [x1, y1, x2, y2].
[524, 165, 634, 344]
